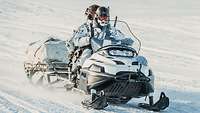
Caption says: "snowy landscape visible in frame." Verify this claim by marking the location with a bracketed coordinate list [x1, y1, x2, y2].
[0, 0, 200, 112]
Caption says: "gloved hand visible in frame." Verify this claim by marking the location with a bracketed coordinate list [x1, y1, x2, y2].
[78, 36, 91, 47]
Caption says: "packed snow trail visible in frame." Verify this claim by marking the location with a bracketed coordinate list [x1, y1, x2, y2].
[0, 0, 200, 112]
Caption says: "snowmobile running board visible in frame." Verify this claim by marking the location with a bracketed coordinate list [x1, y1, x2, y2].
[138, 92, 169, 112]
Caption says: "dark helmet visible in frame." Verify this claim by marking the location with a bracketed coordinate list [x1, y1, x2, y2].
[85, 4, 100, 20]
[96, 7, 109, 26]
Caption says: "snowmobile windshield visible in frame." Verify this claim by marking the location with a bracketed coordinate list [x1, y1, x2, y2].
[91, 20, 141, 54]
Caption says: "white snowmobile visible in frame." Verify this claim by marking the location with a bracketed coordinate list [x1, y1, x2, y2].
[68, 19, 169, 111]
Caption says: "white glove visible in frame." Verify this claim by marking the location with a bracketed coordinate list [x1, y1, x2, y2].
[78, 36, 90, 47]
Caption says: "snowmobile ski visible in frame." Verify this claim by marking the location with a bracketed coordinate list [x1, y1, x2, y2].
[138, 92, 169, 112]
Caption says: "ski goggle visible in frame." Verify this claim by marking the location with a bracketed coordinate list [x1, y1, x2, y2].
[98, 16, 108, 21]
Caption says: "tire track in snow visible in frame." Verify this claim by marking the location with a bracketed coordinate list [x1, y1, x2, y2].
[0, 90, 45, 113]
[0, 96, 31, 113]
[0, 85, 88, 113]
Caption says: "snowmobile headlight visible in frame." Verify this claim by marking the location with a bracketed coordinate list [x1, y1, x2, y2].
[108, 49, 134, 57]
[112, 60, 125, 65]
[89, 64, 105, 73]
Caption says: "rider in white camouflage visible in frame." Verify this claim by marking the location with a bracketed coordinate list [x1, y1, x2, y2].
[70, 5, 110, 68]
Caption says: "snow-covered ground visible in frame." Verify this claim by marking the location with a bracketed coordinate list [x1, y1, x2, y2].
[0, 0, 200, 112]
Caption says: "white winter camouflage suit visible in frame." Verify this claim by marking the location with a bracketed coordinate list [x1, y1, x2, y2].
[70, 21, 93, 66]
[71, 21, 134, 66]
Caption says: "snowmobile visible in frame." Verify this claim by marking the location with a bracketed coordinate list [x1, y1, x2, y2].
[24, 19, 169, 111]
[68, 19, 169, 111]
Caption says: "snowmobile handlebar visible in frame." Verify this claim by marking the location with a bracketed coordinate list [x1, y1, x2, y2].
[109, 19, 142, 54]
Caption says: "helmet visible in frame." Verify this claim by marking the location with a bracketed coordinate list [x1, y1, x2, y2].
[96, 7, 109, 26]
[85, 4, 100, 20]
